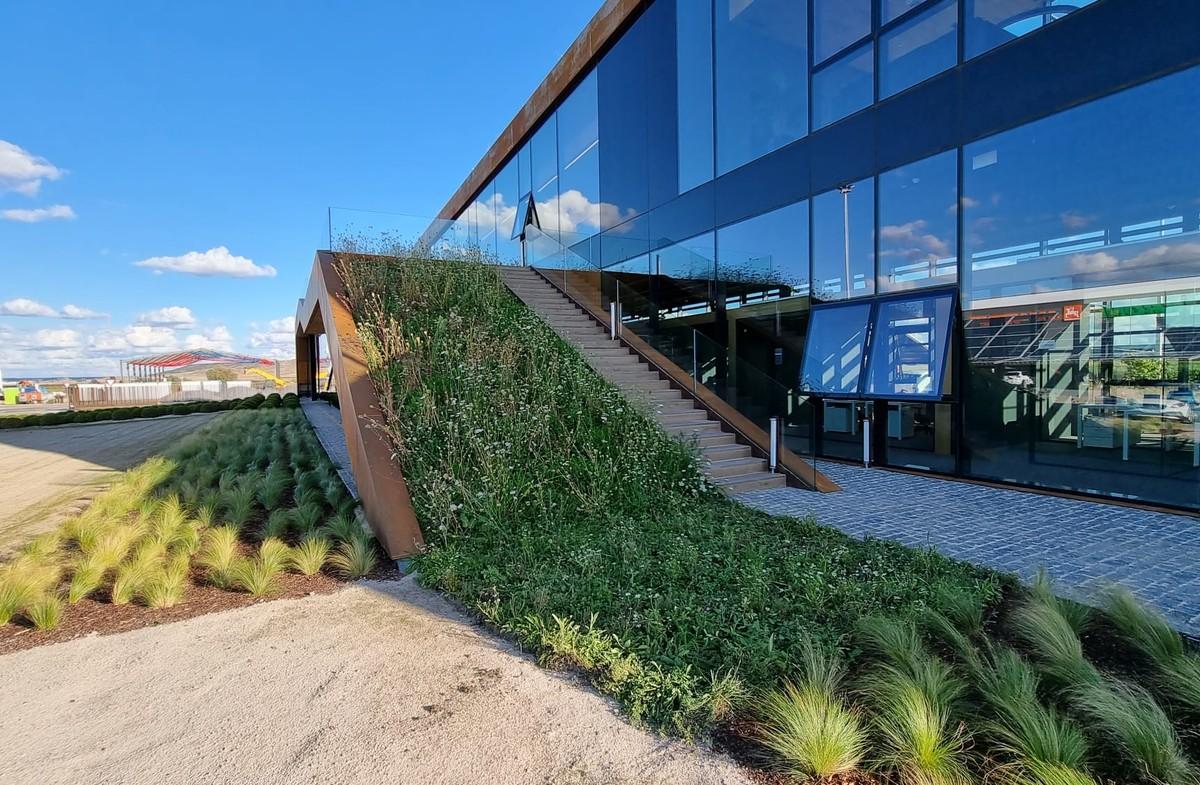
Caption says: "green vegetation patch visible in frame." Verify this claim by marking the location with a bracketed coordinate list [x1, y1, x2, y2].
[0, 394, 292, 430]
[339, 253, 998, 736]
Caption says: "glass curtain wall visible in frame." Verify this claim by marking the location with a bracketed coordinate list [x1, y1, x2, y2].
[714, 0, 808, 175]
[677, 0, 714, 193]
[878, 149, 958, 292]
[966, 0, 1097, 59]
[812, 178, 876, 301]
[962, 65, 1200, 508]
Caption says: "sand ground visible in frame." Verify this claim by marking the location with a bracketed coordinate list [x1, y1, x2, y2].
[0, 414, 219, 557]
[0, 577, 750, 785]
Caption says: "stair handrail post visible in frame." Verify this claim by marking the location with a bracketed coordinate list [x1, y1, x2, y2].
[692, 329, 699, 393]
[610, 300, 619, 341]
[769, 416, 780, 473]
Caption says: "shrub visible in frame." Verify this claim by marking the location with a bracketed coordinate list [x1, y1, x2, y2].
[756, 640, 867, 780]
[263, 509, 293, 540]
[289, 536, 331, 576]
[329, 533, 378, 579]
[321, 511, 362, 543]
[26, 595, 64, 631]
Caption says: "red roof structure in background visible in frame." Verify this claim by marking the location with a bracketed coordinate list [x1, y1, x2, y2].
[126, 349, 271, 369]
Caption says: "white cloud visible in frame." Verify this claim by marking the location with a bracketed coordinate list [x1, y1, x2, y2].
[137, 306, 196, 327]
[1, 204, 76, 223]
[247, 316, 295, 359]
[123, 324, 179, 351]
[32, 329, 81, 348]
[61, 304, 107, 320]
[133, 246, 276, 278]
[0, 140, 64, 196]
[183, 325, 234, 352]
[0, 298, 58, 317]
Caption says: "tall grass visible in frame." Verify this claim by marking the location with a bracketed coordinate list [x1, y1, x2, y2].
[26, 594, 64, 631]
[1104, 587, 1200, 717]
[756, 639, 868, 780]
[289, 537, 331, 576]
[329, 533, 378, 579]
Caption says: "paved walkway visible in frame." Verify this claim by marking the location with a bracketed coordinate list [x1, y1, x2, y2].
[0, 414, 220, 557]
[300, 399, 359, 500]
[739, 463, 1200, 636]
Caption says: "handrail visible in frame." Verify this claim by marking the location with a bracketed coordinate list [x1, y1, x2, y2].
[528, 264, 839, 493]
[295, 251, 425, 559]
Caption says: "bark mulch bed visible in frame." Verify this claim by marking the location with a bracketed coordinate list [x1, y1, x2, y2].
[0, 562, 399, 656]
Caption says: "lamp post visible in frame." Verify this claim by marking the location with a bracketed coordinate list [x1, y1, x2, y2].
[839, 184, 854, 299]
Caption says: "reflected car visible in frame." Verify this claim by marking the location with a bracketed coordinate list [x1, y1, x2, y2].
[1128, 398, 1194, 423]
[1002, 371, 1035, 388]
[1168, 389, 1200, 410]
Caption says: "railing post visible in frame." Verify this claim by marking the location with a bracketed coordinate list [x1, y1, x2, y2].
[692, 329, 699, 393]
[769, 416, 780, 473]
[610, 301, 618, 340]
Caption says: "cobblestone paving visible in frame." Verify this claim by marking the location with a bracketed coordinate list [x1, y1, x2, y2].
[300, 399, 359, 500]
[739, 462, 1200, 636]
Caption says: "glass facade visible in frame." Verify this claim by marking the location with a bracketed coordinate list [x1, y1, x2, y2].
[714, 0, 808, 175]
[445, 0, 1200, 510]
[812, 177, 875, 301]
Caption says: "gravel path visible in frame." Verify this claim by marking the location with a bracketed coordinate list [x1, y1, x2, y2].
[0, 414, 220, 556]
[0, 578, 750, 785]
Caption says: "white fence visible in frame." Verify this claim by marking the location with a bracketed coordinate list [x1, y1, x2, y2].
[69, 380, 283, 409]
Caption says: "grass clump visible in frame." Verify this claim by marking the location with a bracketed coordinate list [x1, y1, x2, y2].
[25, 594, 64, 631]
[142, 554, 190, 609]
[289, 536, 331, 576]
[1104, 587, 1200, 718]
[329, 534, 378, 579]
[756, 639, 868, 780]
[198, 526, 240, 588]
[231, 557, 281, 597]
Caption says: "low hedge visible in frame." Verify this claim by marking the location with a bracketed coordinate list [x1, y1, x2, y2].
[0, 393, 290, 430]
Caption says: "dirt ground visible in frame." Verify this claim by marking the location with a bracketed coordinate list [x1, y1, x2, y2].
[0, 577, 750, 785]
[0, 414, 220, 557]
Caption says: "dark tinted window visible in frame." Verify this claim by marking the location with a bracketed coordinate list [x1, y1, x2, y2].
[962, 66, 1200, 308]
[966, 0, 1097, 59]
[864, 291, 956, 398]
[812, 177, 876, 301]
[880, 0, 958, 99]
[812, 43, 874, 130]
[813, 0, 871, 64]
[677, 0, 715, 193]
[557, 72, 603, 243]
[878, 149, 958, 292]
[717, 201, 810, 301]
[882, 0, 928, 25]
[715, 0, 809, 175]
[799, 302, 874, 395]
[599, 17, 650, 226]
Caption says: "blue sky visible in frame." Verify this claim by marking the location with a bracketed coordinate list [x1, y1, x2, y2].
[0, 1, 597, 377]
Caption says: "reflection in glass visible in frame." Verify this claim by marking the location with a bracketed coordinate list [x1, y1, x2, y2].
[812, 42, 874, 130]
[964, 285, 1200, 508]
[963, 66, 1200, 308]
[878, 150, 958, 292]
[715, 0, 808, 175]
[717, 201, 810, 303]
[556, 72, 604, 241]
[469, 179, 498, 258]
[493, 158, 521, 263]
[864, 291, 956, 398]
[598, 17, 650, 226]
[813, 177, 876, 301]
[530, 116, 559, 234]
[813, 0, 871, 64]
[799, 302, 874, 395]
[651, 233, 716, 324]
[880, 0, 958, 99]
[883, 0, 929, 25]
[677, 0, 714, 194]
[966, 0, 1097, 59]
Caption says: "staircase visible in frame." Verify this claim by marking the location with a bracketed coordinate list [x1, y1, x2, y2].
[500, 267, 787, 494]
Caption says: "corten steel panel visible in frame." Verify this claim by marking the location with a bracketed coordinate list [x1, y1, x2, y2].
[295, 252, 425, 559]
[434, 0, 647, 224]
